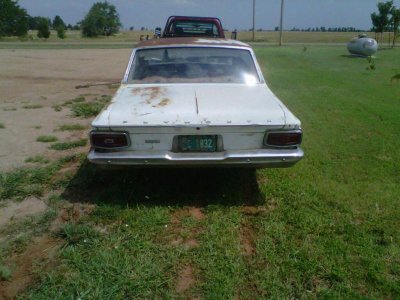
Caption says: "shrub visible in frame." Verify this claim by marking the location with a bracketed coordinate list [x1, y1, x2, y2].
[37, 18, 50, 39]
[56, 27, 66, 39]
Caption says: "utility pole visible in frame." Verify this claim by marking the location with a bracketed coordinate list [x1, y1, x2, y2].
[279, 0, 284, 46]
[252, 0, 256, 42]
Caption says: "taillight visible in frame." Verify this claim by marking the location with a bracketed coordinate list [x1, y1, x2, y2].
[265, 130, 302, 147]
[90, 131, 129, 149]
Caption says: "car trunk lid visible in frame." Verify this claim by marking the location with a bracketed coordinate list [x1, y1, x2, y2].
[93, 84, 286, 128]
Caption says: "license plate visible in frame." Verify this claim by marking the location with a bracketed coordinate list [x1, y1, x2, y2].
[178, 135, 217, 152]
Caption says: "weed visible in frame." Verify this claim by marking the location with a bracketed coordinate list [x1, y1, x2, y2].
[366, 56, 376, 71]
[33, 126, 42, 130]
[0, 264, 12, 281]
[56, 124, 86, 131]
[71, 102, 106, 118]
[0, 123, 5, 129]
[391, 73, 400, 82]
[49, 139, 87, 150]
[58, 223, 99, 246]
[3, 107, 17, 111]
[25, 155, 50, 164]
[36, 135, 58, 143]
[62, 100, 73, 106]
[100, 95, 112, 101]
[73, 96, 86, 103]
[23, 104, 43, 109]
[52, 105, 62, 112]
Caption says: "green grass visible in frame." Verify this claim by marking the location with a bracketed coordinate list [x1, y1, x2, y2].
[56, 124, 86, 132]
[14, 47, 400, 299]
[70, 96, 110, 118]
[0, 264, 12, 281]
[22, 104, 43, 109]
[36, 135, 58, 143]
[0, 123, 5, 129]
[25, 155, 50, 164]
[49, 139, 87, 150]
[0, 155, 78, 201]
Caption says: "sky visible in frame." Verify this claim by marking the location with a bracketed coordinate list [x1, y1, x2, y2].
[18, 0, 400, 31]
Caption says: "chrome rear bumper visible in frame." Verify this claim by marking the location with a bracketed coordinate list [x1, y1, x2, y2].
[88, 148, 304, 168]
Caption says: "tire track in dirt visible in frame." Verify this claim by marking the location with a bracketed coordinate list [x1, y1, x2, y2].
[165, 207, 204, 298]
[237, 188, 276, 298]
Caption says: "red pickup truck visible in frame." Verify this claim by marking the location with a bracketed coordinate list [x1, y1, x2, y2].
[162, 16, 225, 38]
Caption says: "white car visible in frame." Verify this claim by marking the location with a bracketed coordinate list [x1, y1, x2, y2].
[88, 38, 303, 167]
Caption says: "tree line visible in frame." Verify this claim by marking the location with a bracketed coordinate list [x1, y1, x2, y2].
[371, 1, 400, 47]
[274, 27, 364, 33]
[0, 0, 121, 39]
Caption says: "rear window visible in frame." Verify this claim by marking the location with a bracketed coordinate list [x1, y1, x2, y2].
[168, 21, 219, 37]
[128, 47, 260, 84]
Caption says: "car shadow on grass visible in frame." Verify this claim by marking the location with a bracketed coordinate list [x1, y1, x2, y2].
[61, 159, 265, 207]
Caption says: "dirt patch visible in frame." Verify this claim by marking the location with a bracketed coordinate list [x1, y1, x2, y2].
[0, 197, 47, 228]
[0, 198, 95, 299]
[240, 205, 269, 217]
[175, 265, 195, 293]
[188, 207, 204, 221]
[0, 49, 130, 171]
[0, 235, 61, 300]
[50, 203, 95, 232]
[239, 222, 256, 256]
[184, 239, 199, 248]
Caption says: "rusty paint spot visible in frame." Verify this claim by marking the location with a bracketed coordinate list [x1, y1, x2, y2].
[152, 98, 171, 108]
[132, 87, 167, 104]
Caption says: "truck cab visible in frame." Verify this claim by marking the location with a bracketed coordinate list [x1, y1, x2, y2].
[162, 16, 225, 38]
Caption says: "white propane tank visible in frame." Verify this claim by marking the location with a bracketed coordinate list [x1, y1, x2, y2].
[347, 34, 378, 56]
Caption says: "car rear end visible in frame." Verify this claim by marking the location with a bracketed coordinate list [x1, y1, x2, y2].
[88, 124, 303, 168]
[88, 40, 303, 168]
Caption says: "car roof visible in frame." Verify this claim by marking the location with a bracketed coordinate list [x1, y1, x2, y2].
[135, 37, 251, 49]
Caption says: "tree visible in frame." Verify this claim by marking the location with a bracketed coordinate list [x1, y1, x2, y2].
[81, 1, 121, 37]
[37, 17, 50, 39]
[378, 1, 393, 45]
[28, 16, 42, 30]
[0, 0, 28, 37]
[371, 12, 382, 40]
[391, 7, 400, 47]
[371, 1, 393, 44]
[52, 15, 66, 30]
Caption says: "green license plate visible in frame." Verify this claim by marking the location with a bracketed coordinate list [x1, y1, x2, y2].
[178, 135, 217, 152]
